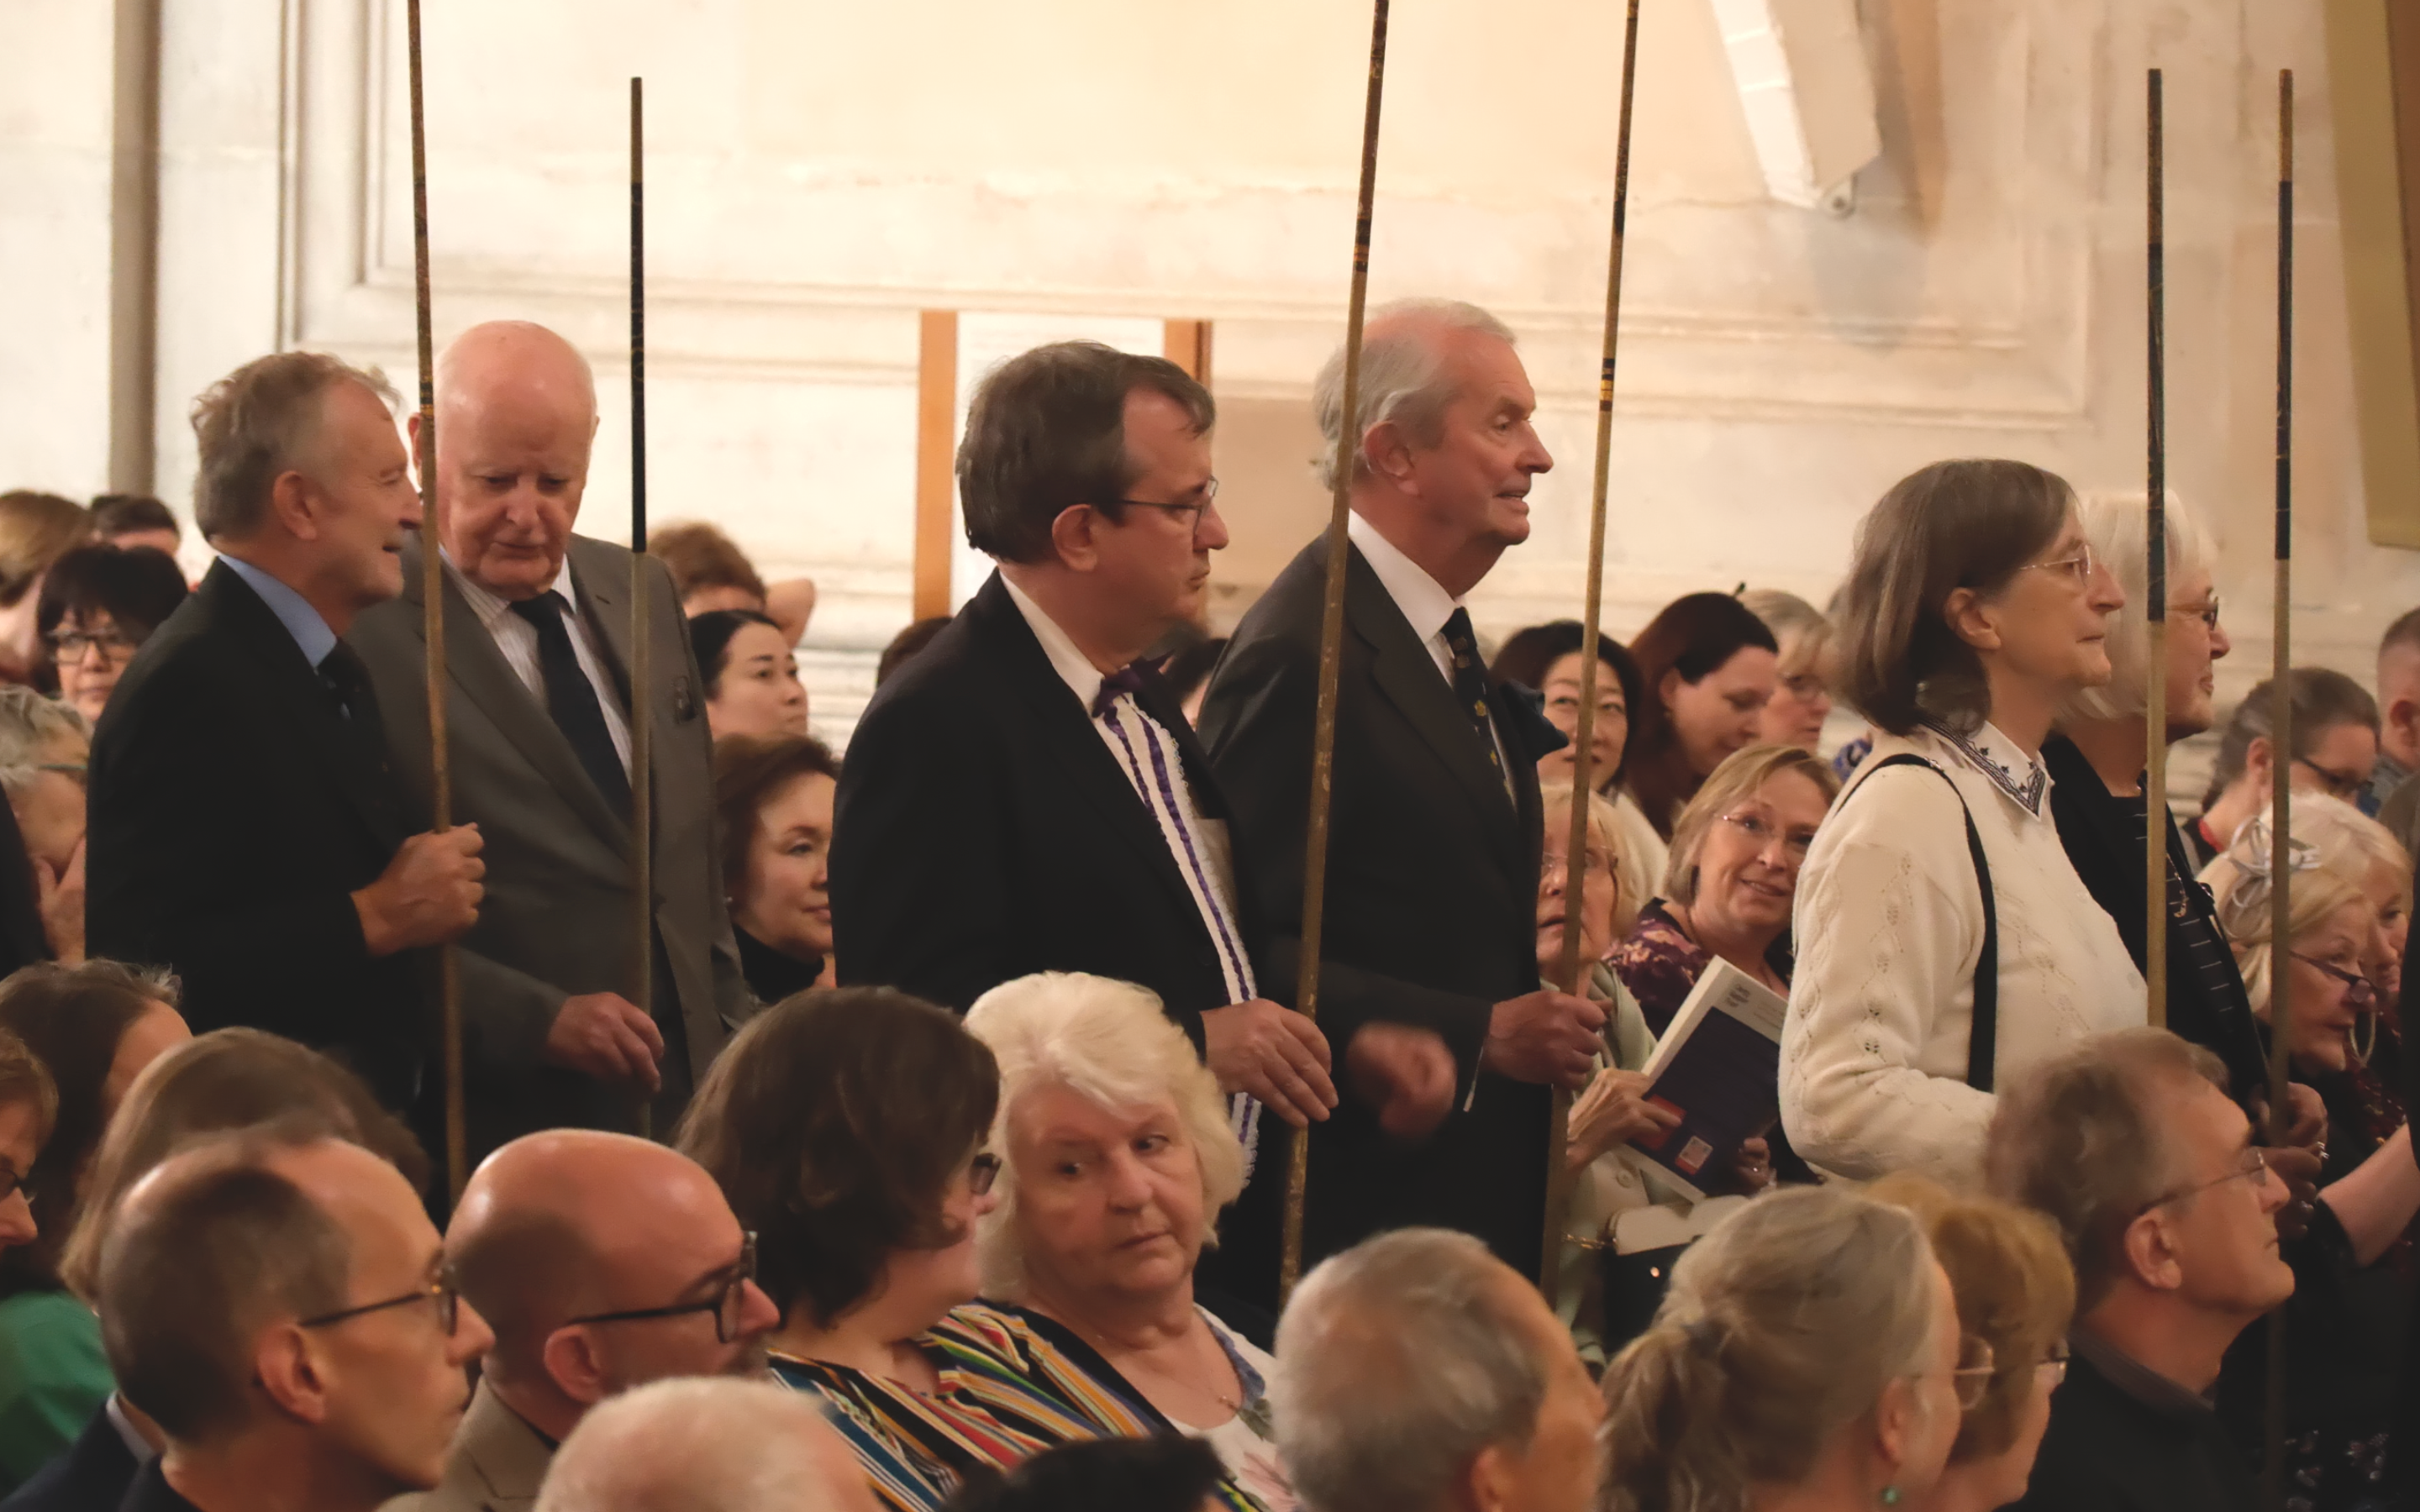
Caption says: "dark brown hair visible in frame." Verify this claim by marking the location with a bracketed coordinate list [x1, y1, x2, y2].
[0, 962, 180, 1293]
[691, 608, 783, 698]
[0, 1027, 56, 1163]
[1489, 622, 1647, 786]
[2201, 668, 2381, 810]
[1623, 594, 1780, 836]
[652, 521, 768, 604]
[1834, 459, 2074, 737]
[676, 989, 998, 1328]
[956, 342, 1213, 565]
[876, 617, 952, 688]
[713, 733, 840, 894]
[37, 545, 192, 647]
[90, 494, 180, 545]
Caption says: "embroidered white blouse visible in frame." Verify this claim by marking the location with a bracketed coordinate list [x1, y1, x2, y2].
[1780, 722, 2145, 1187]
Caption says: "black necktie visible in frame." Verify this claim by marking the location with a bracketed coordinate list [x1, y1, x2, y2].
[1442, 608, 1506, 787]
[508, 592, 633, 811]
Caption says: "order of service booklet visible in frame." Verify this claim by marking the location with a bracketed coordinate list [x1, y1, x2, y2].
[1618, 955, 1789, 1202]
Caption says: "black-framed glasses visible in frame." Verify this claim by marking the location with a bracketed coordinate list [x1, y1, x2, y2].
[2136, 1144, 2270, 1215]
[300, 1269, 460, 1335]
[563, 1233, 758, 1344]
[2293, 757, 2369, 803]
[2020, 542, 2098, 585]
[2170, 596, 2222, 632]
[46, 632, 141, 665]
[1108, 477, 1220, 527]
[966, 1152, 1002, 1196]
[0, 1167, 30, 1206]
[2292, 952, 2379, 1009]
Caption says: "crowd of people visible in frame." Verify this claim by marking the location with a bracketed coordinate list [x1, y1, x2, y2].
[0, 293, 2415, 1512]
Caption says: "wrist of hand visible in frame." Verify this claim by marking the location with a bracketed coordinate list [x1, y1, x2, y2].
[352, 885, 397, 958]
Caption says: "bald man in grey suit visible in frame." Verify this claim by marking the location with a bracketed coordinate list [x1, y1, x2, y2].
[348, 321, 749, 1159]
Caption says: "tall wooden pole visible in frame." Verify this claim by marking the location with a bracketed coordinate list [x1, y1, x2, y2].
[403, 0, 465, 1205]
[2144, 70, 2169, 1028]
[1282, 0, 1392, 1304]
[629, 77, 656, 1142]
[2263, 67, 2296, 1512]
[1544, 0, 1645, 1294]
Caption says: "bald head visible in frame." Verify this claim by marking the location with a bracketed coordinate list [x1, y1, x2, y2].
[535, 1378, 879, 1512]
[428, 320, 598, 601]
[434, 321, 597, 428]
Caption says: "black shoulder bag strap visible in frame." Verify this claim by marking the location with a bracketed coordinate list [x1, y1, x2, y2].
[1845, 754, 2000, 1093]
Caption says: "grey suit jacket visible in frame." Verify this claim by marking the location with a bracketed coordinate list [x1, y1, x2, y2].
[385, 1381, 551, 1512]
[347, 534, 748, 1154]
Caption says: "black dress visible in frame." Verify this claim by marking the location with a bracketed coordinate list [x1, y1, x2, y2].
[734, 925, 823, 1006]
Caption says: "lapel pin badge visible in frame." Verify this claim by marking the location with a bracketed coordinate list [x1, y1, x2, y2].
[672, 675, 697, 722]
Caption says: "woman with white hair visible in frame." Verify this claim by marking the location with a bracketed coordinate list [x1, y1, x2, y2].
[962, 972, 1291, 1512]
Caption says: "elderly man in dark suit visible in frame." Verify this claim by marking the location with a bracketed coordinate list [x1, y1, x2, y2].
[348, 321, 745, 1160]
[87, 352, 486, 1109]
[1200, 299, 1607, 1286]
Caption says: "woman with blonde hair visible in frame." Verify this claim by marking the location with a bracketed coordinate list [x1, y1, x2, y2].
[1598, 1185, 1972, 1512]
[1738, 590, 1835, 754]
[0, 494, 91, 693]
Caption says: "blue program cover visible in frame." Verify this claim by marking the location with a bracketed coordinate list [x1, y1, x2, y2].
[1620, 957, 1787, 1201]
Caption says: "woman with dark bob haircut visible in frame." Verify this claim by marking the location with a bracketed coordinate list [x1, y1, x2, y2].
[1780, 459, 2141, 1189]
[36, 546, 189, 725]
[678, 989, 1156, 1512]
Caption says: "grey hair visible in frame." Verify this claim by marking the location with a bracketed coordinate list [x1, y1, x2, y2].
[2063, 491, 2217, 723]
[963, 972, 1244, 1295]
[1736, 589, 1833, 684]
[1273, 1228, 1548, 1512]
[1312, 299, 1517, 491]
[535, 1378, 852, 1512]
[0, 686, 88, 799]
[189, 351, 399, 543]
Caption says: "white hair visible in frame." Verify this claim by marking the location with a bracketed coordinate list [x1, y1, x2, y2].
[1312, 298, 1518, 491]
[0, 686, 87, 798]
[1273, 1229, 1549, 1512]
[962, 972, 1244, 1295]
[534, 1378, 855, 1512]
[2064, 490, 2217, 722]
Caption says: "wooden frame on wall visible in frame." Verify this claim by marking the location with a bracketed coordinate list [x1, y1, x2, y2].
[2326, 0, 2420, 549]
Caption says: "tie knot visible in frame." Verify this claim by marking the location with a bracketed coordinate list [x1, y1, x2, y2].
[1443, 607, 1478, 654]
[508, 591, 569, 627]
[1092, 662, 1155, 718]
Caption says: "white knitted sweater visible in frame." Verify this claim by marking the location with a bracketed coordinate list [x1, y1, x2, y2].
[1780, 723, 2145, 1187]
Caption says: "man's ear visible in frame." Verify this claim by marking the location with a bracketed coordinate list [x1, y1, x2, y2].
[1460, 1441, 1519, 1512]
[254, 1323, 334, 1425]
[266, 469, 322, 544]
[541, 1326, 612, 1408]
[2118, 1210, 2186, 1293]
[1045, 504, 1104, 573]
[1940, 586, 2002, 654]
[1361, 421, 1416, 486]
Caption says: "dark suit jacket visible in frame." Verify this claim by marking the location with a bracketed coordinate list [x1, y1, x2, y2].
[832, 572, 1254, 1044]
[345, 537, 747, 1158]
[0, 1407, 137, 1512]
[87, 561, 424, 1105]
[1199, 534, 1558, 1284]
[111, 1461, 193, 1512]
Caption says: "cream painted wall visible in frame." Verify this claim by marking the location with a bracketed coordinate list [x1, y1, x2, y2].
[3, 0, 2412, 748]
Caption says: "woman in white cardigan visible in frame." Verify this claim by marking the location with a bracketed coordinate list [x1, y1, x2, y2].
[1781, 459, 2144, 1186]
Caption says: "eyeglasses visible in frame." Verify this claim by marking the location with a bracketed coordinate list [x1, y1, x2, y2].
[565, 1233, 759, 1345]
[0, 1167, 29, 1206]
[2037, 1341, 2070, 1387]
[1109, 478, 1220, 528]
[2136, 1144, 2270, 1216]
[2293, 757, 2370, 803]
[2170, 596, 2222, 632]
[966, 1152, 1002, 1196]
[2019, 542, 2098, 586]
[2292, 952, 2380, 1011]
[301, 1269, 461, 1336]
[1543, 848, 1618, 882]
[1949, 1335, 1997, 1411]
[1718, 811, 1818, 863]
[1777, 673, 1828, 703]
[45, 631, 140, 665]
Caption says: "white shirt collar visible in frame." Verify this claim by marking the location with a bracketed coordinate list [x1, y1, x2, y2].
[1348, 512, 1463, 648]
[447, 550, 576, 631]
[999, 574, 1109, 713]
[1924, 718, 2053, 818]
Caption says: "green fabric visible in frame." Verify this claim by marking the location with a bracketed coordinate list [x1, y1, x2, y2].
[0, 1289, 113, 1494]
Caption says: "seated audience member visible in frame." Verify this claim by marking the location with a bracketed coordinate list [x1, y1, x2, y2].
[94, 1131, 493, 1512]
[0, 495, 92, 694]
[713, 734, 840, 998]
[1738, 588, 1836, 753]
[962, 972, 1288, 1510]
[0, 690, 89, 963]
[9, 1028, 423, 1512]
[0, 966, 188, 1490]
[1491, 622, 1660, 882]
[1597, 1188, 1966, 1512]
[1869, 1177, 2078, 1512]
[35, 547, 190, 724]
[1611, 743, 1835, 1036]
[2189, 669, 2379, 871]
[1621, 592, 1780, 841]
[1272, 1227, 1602, 1512]
[1985, 1029, 2293, 1511]
[399, 1129, 780, 1512]
[1160, 636, 1228, 728]
[695, 609, 809, 741]
[876, 618, 951, 690]
[946, 1437, 1226, 1512]
[532, 1377, 879, 1512]
[679, 989, 1111, 1512]
[652, 521, 817, 646]
[87, 497, 181, 561]
[0, 1033, 52, 1261]
[2373, 609, 2420, 815]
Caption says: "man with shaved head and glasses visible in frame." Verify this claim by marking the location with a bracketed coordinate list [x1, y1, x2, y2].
[393, 1129, 778, 1512]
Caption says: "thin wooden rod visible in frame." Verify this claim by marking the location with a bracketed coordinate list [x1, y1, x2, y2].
[1282, 0, 1392, 1305]
[403, 0, 464, 1205]
[1544, 0, 1644, 1294]
[2263, 66, 2295, 1512]
[2144, 69, 2169, 1029]
[629, 76, 655, 1142]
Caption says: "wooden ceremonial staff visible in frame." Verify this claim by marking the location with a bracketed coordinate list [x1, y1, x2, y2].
[2263, 66, 2295, 1511]
[2143, 71, 2168, 1028]
[629, 77, 656, 1142]
[1282, 0, 1392, 1304]
[1544, 0, 1645, 1294]
[403, 0, 467, 1204]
